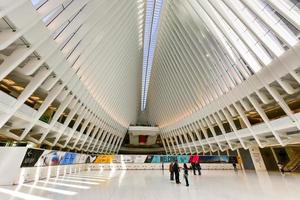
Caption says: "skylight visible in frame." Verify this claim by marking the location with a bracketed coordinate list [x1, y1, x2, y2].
[141, 0, 163, 111]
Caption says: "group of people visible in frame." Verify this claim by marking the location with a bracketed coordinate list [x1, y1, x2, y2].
[169, 160, 202, 187]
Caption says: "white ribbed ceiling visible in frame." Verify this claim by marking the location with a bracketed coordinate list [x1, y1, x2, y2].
[31, 0, 145, 127]
[147, 0, 300, 128]
[1, 0, 300, 153]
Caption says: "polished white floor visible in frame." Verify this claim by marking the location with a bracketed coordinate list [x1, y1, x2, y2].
[0, 169, 299, 200]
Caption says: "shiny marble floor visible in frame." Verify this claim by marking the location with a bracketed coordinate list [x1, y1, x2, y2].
[0, 169, 299, 200]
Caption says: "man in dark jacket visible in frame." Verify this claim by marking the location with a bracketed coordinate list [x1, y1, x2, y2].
[191, 162, 196, 175]
[172, 160, 181, 184]
[195, 161, 201, 175]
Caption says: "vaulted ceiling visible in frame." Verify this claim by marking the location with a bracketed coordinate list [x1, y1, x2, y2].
[1, 0, 300, 153]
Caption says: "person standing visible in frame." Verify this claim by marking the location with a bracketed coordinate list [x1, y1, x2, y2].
[195, 161, 201, 175]
[173, 160, 181, 184]
[169, 162, 174, 181]
[277, 162, 285, 174]
[183, 163, 189, 187]
[191, 162, 196, 175]
[232, 160, 237, 172]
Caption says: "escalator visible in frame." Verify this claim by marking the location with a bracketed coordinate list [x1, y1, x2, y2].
[283, 147, 300, 172]
[283, 154, 300, 172]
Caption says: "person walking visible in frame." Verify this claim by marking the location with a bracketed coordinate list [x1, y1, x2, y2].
[183, 163, 189, 187]
[195, 161, 201, 175]
[173, 160, 181, 184]
[169, 162, 174, 181]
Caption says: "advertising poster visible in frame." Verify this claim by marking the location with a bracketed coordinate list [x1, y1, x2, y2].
[146, 155, 190, 163]
[160, 156, 177, 163]
[113, 155, 134, 163]
[93, 155, 147, 164]
[149, 155, 161, 163]
[75, 154, 88, 164]
[145, 155, 155, 163]
[60, 152, 76, 165]
[134, 155, 147, 163]
[200, 156, 219, 163]
[176, 155, 190, 163]
[85, 155, 97, 163]
[94, 155, 115, 163]
[20, 148, 44, 167]
[35, 150, 65, 167]
[200, 156, 229, 163]
[219, 155, 229, 163]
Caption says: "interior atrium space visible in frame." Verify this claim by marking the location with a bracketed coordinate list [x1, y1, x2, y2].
[1, 0, 300, 199]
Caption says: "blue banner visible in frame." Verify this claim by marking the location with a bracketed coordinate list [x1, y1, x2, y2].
[60, 152, 77, 165]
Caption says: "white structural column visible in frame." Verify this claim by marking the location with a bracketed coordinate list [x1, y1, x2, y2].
[188, 123, 205, 153]
[112, 137, 121, 154]
[101, 133, 113, 153]
[108, 136, 118, 154]
[195, 120, 214, 152]
[85, 123, 104, 151]
[203, 117, 223, 151]
[161, 134, 168, 153]
[96, 131, 109, 153]
[114, 136, 122, 153]
[211, 113, 233, 150]
[180, 127, 192, 154]
[165, 135, 174, 154]
[176, 130, 187, 154]
[116, 135, 125, 153]
[171, 130, 182, 155]
[247, 95, 284, 146]
[185, 126, 198, 154]
[163, 133, 171, 153]
[108, 135, 119, 154]
[168, 133, 178, 155]
[103, 134, 114, 153]
[89, 130, 104, 152]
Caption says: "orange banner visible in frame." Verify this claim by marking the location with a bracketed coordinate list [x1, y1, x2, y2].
[94, 155, 115, 163]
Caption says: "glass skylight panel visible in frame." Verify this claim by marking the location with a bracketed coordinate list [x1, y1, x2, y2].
[141, 0, 163, 111]
[31, 0, 50, 10]
[30, 0, 45, 8]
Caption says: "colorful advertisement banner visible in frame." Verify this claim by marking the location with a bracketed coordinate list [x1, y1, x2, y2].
[20, 148, 94, 167]
[93, 155, 237, 164]
[20, 148, 238, 167]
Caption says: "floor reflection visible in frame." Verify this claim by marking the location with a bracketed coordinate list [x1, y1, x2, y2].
[0, 170, 299, 200]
